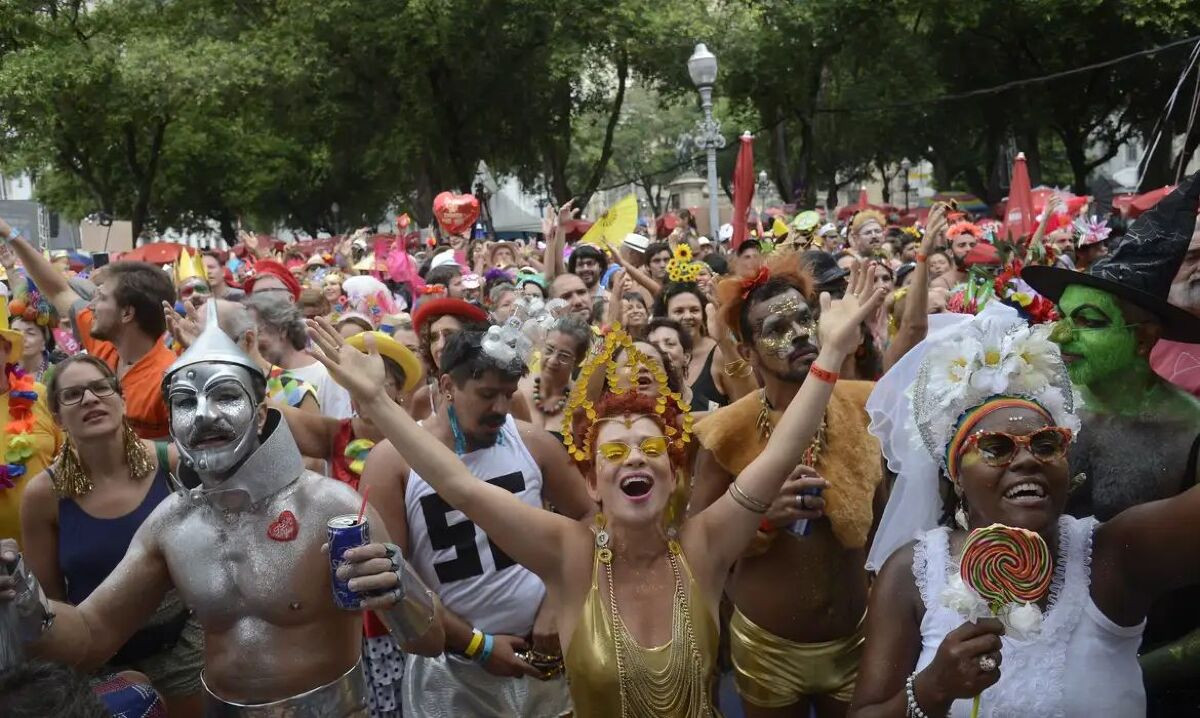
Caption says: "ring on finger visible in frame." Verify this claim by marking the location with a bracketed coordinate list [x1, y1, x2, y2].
[978, 655, 998, 672]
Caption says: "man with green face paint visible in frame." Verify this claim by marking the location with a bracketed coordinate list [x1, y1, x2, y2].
[1025, 171, 1200, 713]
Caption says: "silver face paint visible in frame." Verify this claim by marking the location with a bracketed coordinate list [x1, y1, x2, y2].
[169, 363, 259, 478]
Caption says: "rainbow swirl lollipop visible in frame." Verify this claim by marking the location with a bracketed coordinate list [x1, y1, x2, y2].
[959, 523, 1052, 610]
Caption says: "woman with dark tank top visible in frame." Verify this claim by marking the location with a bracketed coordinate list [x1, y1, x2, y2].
[18, 354, 203, 718]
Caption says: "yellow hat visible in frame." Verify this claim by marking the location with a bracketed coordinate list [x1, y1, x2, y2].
[345, 331, 423, 392]
[0, 296, 25, 362]
[174, 247, 207, 287]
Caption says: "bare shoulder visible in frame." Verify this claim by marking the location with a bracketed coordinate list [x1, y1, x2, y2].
[21, 469, 56, 508]
[295, 471, 363, 515]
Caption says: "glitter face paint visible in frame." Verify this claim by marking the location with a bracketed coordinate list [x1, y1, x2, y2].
[168, 363, 260, 477]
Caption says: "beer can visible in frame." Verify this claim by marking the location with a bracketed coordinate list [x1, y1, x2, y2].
[328, 514, 370, 609]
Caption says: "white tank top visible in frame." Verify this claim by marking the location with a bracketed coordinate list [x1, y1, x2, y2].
[913, 515, 1146, 718]
[405, 416, 546, 636]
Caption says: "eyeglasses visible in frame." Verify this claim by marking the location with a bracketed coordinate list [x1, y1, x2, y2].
[179, 284, 211, 300]
[960, 427, 1073, 467]
[597, 435, 669, 464]
[57, 378, 119, 406]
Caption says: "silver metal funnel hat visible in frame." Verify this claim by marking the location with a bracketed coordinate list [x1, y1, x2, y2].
[162, 299, 265, 394]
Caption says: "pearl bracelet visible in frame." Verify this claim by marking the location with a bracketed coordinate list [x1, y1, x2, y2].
[905, 672, 931, 718]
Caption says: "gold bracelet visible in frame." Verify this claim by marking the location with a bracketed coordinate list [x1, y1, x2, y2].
[723, 358, 752, 378]
[727, 482, 770, 514]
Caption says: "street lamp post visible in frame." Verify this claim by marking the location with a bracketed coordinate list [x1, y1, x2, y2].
[688, 43, 724, 238]
[900, 158, 912, 213]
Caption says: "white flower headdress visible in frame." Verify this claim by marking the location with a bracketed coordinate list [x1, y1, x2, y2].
[866, 303, 1082, 572]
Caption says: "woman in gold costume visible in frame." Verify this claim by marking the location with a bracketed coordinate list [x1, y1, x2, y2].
[309, 262, 884, 717]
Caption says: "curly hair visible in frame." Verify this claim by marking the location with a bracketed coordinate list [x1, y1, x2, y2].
[568, 389, 688, 478]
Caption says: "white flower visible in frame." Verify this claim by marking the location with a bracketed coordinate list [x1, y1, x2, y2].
[941, 574, 991, 623]
[1004, 327, 1059, 394]
[1003, 601, 1044, 640]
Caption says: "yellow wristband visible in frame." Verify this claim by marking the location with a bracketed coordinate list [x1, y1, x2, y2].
[465, 629, 484, 657]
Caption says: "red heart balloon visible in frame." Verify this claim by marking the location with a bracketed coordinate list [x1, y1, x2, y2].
[433, 192, 480, 235]
[267, 510, 299, 542]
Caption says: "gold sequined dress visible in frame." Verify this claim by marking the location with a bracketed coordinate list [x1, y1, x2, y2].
[565, 542, 721, 717]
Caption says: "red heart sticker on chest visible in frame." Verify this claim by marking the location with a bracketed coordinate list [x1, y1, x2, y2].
[433, 192, 480, 235]
[267, 510, 299, 542]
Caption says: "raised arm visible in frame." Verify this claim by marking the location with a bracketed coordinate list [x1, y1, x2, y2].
[610, 249, 661, 296]
[306, 318, 581, 587]
[687, 262, 886, 578]
[543, 201, 575, 283]
[1, 225, 78, 320]
[884, 204, 948, 370]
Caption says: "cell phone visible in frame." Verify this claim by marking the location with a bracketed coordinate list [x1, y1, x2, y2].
[93, 252, 110, 269]
[785, 486, 824, 538]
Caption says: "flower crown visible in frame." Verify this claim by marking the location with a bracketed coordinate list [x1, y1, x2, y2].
[665, 244, 703, 283]
[561, 324, 692, 464]
[910, 306, 1080, 473]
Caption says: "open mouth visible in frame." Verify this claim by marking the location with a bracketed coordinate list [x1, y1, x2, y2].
[1003, 481, 1048, 506]
[619, 473, 653, 501]
[81, 409, 107, 423]
[636, 372, 654, 391]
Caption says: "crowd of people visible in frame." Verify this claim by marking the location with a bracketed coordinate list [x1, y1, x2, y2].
[0, 174, 1198, 718]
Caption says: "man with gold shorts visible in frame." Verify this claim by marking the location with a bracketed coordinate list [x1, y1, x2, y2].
[692, 252, 883, 718]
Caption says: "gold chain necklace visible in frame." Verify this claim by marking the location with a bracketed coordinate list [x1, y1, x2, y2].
[604, 550, 711, 717]
[757, 389, 826, 465]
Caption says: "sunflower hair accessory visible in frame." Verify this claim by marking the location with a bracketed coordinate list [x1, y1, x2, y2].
[560, 323, 692, 465]
[666, 244, 701, 283]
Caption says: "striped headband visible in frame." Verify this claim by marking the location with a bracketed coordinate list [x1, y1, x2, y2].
[945, 396, 1053, 482]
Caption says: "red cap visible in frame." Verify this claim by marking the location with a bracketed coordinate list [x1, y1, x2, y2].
[412, 298, 489, 333]
[244, 260, 302, 301]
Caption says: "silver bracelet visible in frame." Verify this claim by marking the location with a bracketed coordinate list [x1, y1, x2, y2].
[905, 672, 931, 718]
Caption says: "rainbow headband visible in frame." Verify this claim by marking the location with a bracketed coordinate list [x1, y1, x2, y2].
[945, 396, 1053, 481]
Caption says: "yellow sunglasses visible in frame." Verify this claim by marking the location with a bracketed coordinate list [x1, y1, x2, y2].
[597, 435, 669, 464]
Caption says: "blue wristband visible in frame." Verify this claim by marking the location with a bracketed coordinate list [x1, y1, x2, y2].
[476, 633, 495, 665]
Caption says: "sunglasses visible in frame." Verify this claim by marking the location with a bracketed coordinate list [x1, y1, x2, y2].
[597, 435, 669, 464]
[960, 427, 1073, 467]
[57, 378, 119, 406]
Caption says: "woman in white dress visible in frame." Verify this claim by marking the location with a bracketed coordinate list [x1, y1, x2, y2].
[850, 305, 1200, 718]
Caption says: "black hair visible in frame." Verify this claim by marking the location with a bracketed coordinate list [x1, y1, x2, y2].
[440, 330, 527, 386]
[567, 244, 608, 275]
[736, 238, 762, 256]
[652, 281, 708, 336]
[425, 264, 462, 290]
[644, 241, 671, 262]
[105, 261, 176, 337]
[382, 356, 408, 393]
[738, 277, 801, 343]
[703, 254, 729, 275]
[0, 661, 110, 717]
[646, 316, 694, 355]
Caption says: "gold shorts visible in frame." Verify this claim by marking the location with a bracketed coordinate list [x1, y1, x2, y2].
[728, 606, 865, 707]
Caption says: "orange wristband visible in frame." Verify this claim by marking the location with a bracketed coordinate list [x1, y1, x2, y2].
[915, 252, 927, 263]
[759, 518, 776, 533]
[809, 364, 839, 384]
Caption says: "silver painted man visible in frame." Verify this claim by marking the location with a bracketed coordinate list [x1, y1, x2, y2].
[0, 300, 442, 716]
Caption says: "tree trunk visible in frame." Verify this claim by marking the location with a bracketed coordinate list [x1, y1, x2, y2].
[126, 117, 168, 242]
[574, 51, 629, 211]
[217, 210, 237, 248]
[1139, 121, 1175, 191]
[770, 116, 794, 203]
[1058, 127, 1091, 195]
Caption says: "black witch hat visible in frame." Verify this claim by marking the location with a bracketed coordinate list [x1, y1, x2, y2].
[1023, 170, 1200, 343]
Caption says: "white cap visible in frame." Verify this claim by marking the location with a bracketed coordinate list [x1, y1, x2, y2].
[461, 273, 481, 289]
[697, 236, 711, 245]
[622, 233, 650, 253]
[818, 223, 838, 236]
[718, 223, 734, 242]
[429, 250, 458, 270]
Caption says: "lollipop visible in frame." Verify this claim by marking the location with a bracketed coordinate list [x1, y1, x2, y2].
[960, 523, 1052, 610]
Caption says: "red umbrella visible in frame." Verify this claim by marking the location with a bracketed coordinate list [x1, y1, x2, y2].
[1128, 185, 1175, 218]
[121, 241, 190, 264]
[1111, 193, 1136, 216]
[563, 219, 593, 242]
[730, 132, 755, 252]
[1002, 152, 1036, 239]
[856, 187, 870, 209]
